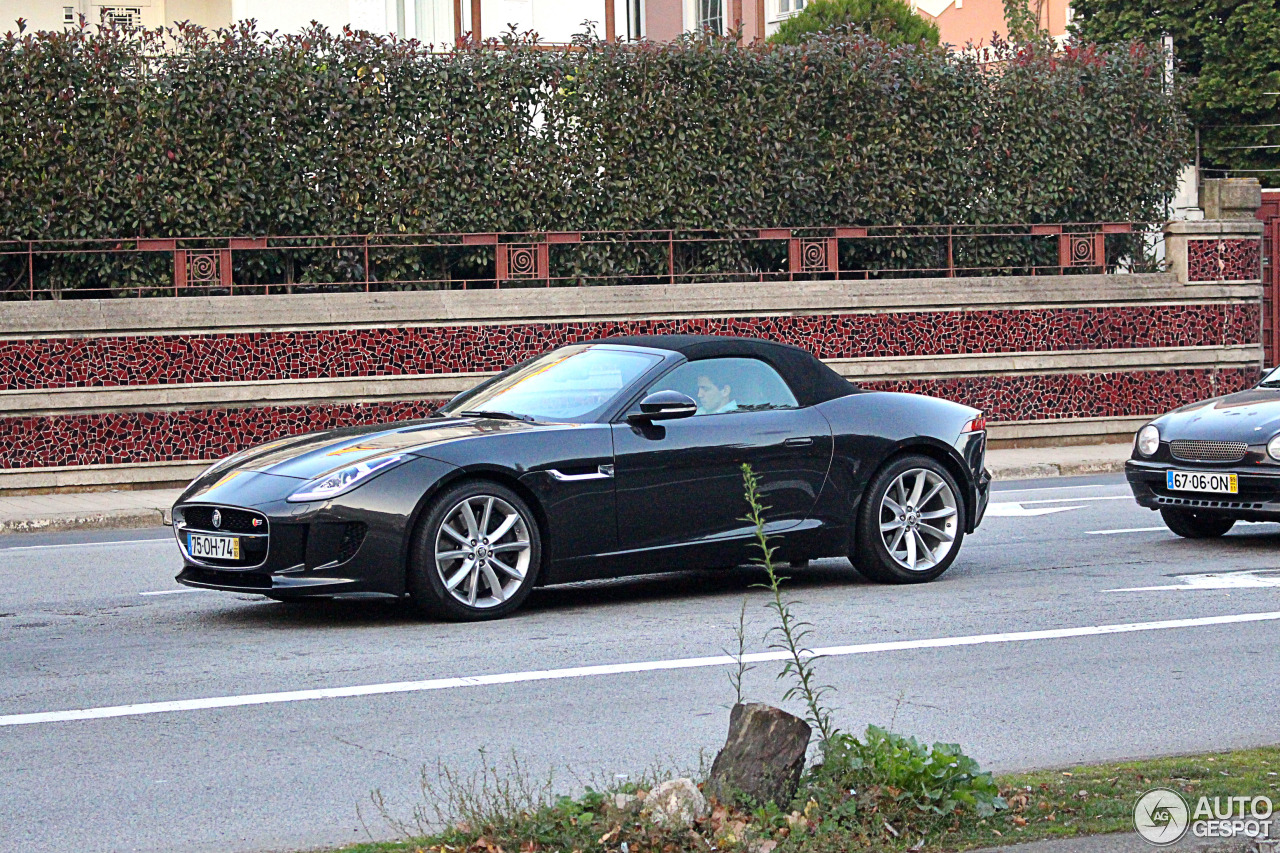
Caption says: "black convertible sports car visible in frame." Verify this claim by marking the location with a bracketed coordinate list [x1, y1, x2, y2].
[1127, 366, 1280, 538]
[173, 335, 991, 619]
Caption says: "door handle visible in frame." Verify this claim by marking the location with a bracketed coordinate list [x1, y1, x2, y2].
[783, 437, 813, 447]
[547, 465, 614, 481]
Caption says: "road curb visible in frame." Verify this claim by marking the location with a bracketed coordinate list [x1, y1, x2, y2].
[0, 508, 170, 535]
[989, 459, 1128, 481]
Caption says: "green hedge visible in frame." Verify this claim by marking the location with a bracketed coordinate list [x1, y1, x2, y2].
[0, 24, 1187, 293]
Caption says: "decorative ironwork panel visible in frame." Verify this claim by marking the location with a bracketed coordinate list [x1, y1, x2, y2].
[174, 249, 232, 289]
[1187, 238, 1263, 283]
[496, 243, 549, 282]
[1058, 233, 1104, 268]
[788, 237, 838, 274]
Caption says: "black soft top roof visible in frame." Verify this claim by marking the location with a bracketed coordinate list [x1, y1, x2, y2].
[601, 334, 857, 407]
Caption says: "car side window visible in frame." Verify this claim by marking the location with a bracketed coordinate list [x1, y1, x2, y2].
[646, 357, 800, 416]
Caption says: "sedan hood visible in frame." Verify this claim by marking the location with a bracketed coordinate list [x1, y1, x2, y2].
[212, 417, 550, 482]
[1156, 386, 1280, 441]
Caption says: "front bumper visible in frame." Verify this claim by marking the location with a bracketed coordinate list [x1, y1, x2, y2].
[174, 507, 378, 597]
[1126, 458, 1280, 521]
[172, 455, 461, 598]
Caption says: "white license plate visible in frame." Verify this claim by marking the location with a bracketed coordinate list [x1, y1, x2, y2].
[188, 533, 240, 560]
[1166, 470, 1238, 494]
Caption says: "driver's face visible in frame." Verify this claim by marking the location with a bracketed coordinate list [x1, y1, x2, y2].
[696, 376, 729, 411]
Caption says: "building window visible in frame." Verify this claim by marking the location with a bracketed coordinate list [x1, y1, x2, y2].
[63, 6, 75, 24]
[778, 0, 805, 13]
[697, 0, 724, 33]
[99, 6, 142, 29]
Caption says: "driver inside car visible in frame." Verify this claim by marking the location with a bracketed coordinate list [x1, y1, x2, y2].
[695, 373, 738, 415]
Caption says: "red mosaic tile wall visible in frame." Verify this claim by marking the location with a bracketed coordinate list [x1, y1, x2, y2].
[1187, 238, 1263, 283]
[0, 367, 1257, 469]
[0, 303, 1259, 391]
[863, 367, 1259, 422]
[0, 401, 441, 468]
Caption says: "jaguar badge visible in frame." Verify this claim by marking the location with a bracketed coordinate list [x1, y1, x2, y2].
[212, 510, 222, 529]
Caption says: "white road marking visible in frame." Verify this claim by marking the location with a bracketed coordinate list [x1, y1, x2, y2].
[0, 538, 169, 554]
[985, 502, 1085, 517]
[1018, 495, 1133, 505]
[1087, 527, 1169, 535]
[4, 610, 1280, 728]
[1107, 571, 1280, 592]
[139, 589, 205, 596]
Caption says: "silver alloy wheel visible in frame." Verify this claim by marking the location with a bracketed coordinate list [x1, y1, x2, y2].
[434, 494, 531, 609]
[878, 468, 958, 572]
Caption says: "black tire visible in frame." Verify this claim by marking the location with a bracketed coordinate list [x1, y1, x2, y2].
[1160, 508, 1236, 539]
[853, 454, 966, 584]
[407, 480, 542, 621]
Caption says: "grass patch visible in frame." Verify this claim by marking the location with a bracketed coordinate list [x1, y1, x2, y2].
[331, 746, 1280, 853]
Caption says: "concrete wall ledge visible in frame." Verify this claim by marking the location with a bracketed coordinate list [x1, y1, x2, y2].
[831, 345, 1260, 382]
[988, 415, 1148, 447]
[2, 273, 1256, 340]
[1165, 219, 1265, 237]
[0, 460, 210, 494]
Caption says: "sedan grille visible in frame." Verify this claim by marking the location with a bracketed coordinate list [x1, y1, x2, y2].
[1168, 440, 1248, 463]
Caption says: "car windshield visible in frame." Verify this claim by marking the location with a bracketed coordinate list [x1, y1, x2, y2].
[440, 345, 663, 422]
[1260, 366, 1280, 387]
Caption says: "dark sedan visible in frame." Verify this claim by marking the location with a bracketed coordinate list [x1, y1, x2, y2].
[1127, 367, 1280, 537]
[172, 335, 991, 620]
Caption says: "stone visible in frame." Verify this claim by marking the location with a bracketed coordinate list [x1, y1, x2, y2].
[706, 702, 812, 807]
[1202, 177, 1263, 220]
[644, 778, 709, 828]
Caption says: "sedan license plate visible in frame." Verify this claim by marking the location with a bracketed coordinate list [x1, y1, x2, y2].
[1166, 470, 1238, 494]
[188, 533, 240, 560]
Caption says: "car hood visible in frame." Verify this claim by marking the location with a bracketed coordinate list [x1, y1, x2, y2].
[1155, 386, 1280, 442]
[203, 417, 553, 483]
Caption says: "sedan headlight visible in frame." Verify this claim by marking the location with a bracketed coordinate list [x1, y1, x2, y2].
[1268, 435, 1280, 462]
[288, 455, 407, 502]
[1136, 424, 1160, 457]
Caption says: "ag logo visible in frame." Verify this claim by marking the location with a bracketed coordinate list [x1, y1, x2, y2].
[1134, 788, 1189, 845]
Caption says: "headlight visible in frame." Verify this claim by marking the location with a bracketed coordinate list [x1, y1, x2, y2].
[1268, 435, 1280, 462]
[1136, 424, 1160, 457]
[287, 455, 406, 502]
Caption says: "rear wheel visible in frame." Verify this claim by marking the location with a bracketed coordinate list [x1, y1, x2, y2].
[1160, 508, 1235, 539]
[408, 480, 541, 621]
[853, 455, 965, 584]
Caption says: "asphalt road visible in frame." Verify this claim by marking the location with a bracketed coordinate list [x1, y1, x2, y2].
[3, 473, 1280, 853]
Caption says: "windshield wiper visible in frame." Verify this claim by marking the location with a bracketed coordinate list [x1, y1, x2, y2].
[459, 409, 536, 423]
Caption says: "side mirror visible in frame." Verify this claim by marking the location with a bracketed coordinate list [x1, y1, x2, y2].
[630, 390, 698, 422]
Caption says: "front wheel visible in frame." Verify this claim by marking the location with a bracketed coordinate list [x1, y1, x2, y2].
[853, 455, 965, 584]
[407, 480, 542, 621]
[1160, 508, 1235, 539]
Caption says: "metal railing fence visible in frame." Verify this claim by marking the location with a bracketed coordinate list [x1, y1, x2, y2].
[0, 222, 1158, 299]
